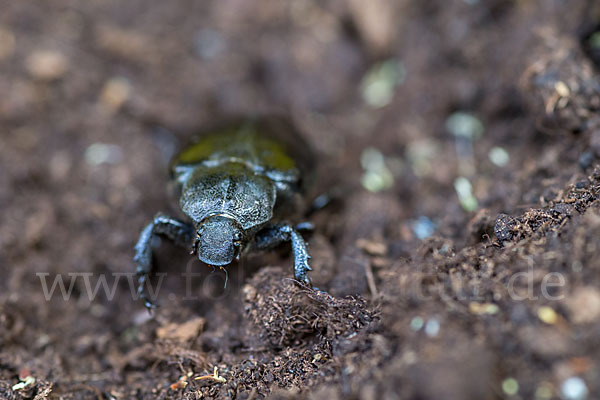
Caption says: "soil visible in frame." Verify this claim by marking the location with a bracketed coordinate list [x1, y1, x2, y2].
[2, 1, 600, 399]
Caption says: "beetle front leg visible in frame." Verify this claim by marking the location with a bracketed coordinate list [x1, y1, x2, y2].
[134, 213, 195, 309]
[253, 223, 312, 285]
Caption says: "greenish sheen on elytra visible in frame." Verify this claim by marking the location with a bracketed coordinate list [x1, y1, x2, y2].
[134, 118, 314, 308]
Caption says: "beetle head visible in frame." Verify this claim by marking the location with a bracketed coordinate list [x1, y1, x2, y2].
[194, 215, 242, 266]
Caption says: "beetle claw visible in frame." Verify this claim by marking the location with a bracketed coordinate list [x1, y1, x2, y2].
[190, 237, 200, 255]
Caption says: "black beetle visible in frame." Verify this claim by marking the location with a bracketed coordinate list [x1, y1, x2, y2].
[134, 118, 315, 307]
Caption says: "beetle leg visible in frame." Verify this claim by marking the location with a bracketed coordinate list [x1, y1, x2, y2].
[134, 213, 195, 309]
[253, 223, 312, 286]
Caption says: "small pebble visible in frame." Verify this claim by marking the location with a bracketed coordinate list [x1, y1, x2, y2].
[361, 170, 393, 192]
[412, 216, 435, 240]
[85, 143, 123, 166]
[502, 378, 519, 396]
[360, 58, 405, 108]
[356, 238, 387, 256]
[12, 375, 36, 391]
[410, 316, 424, 331]
[454, 177, 478, 212]
[537, 306, 558, 325]
[99, 77, 131, 112]
[555, 81, 570, 97]
[468, 302, 499, 315]
[446, 111, 484, 139]
[36, 334, 51, 348]
[561, 377, 588, 400]
[489, 146, 510, 167]
[361, 147, 385, 171]
[494, 213, 515, 242]
[360, 147, 394, 192]
[25, 49, 68, 81]
[564, 287, 600, 324]
[424, 318, 440, 337]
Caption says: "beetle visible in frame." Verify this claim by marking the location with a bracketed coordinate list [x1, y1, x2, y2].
[134, 117, 315, 308]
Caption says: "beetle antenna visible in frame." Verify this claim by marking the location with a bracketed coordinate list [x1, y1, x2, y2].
[220, 266, 228, 289]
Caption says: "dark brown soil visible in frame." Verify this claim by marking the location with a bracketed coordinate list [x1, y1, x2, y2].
[2, 1, 600, 399]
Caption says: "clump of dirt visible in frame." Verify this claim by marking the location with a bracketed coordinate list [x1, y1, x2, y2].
[242, 267, 376, 350]
[495, 169, 600, 243]
[523, 29, 600, 135]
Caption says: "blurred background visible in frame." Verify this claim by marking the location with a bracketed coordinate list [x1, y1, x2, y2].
[2, 0, 600, 399]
